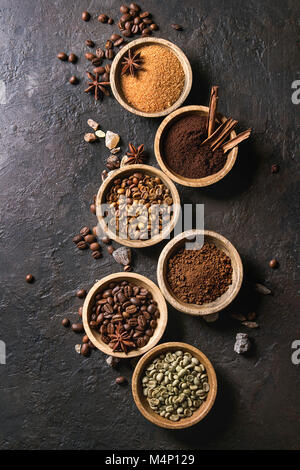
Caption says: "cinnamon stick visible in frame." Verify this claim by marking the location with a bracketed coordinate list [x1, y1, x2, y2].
[222, 129, 252, 153]
[201, 118, 232, 147]
[207, 86, 219, 137]
[211, 119, 238, 151]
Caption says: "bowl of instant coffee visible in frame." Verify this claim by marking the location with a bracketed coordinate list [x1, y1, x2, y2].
[157, 229, 243, 316]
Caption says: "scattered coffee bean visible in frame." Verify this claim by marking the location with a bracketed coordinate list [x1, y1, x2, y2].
[131, 24, 139, 34]
[62, 318, 70, 327]
[73, 234, 83, 244]
[269, 259, 279, 269]
[120, 5, 129, 13]
[72, 323, 84, 333]
[111, 33, 121, 42]
[96, 48, 105, 58]
[105, 63, 111, 73]
[140, 11, 150, 18]
[82, 335, 89, 343]
[271, 164, 280, 174]
[85, 52, 95, 61]
[80, 226, 90, 237]
[142, 28, 151, 37]
[90, 203, 96, 215]
[105, 39, 113, 49]
[93, 66, 106, 75]
[78, 306, 83, 317]
[81, 343, 90, 357]
[92, 250, 102, 259]
[57, 52, 68, 61]
[108, 18, 114, 25]
[76, 289, 87, 299]
[171, 23, 183, 30]
[84, 234, 96, 244]
[69, 76, 79, 85]
[130, 3, 141, 12]
[102, 72, 110, 82]
[25, 274, 34, 283]
[68, 53, 77, 63]
[82, 11, 90, 21]
[86, 39, 95, 47]
[77, 240, 88, 250]
[116, 376, 127, 385]
[102, 236, 111, 244]
[150, 23, 158, 30]
[123, 30, 133, 37]
[105, 49, 114, 60]
[98, 14, 108, 23]
[90, 242, 101, 251]
[114, 37, 124, 47]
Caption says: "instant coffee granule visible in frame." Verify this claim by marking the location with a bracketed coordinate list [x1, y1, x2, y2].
[167, 242, 232, 304]
[162, 114, 227, 178]
[120, 44, 185, 113]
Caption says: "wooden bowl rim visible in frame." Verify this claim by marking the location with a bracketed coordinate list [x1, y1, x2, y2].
[110, 37, 193, 118]
[132, 341, 217, 429]
[96, 164, 181, 248]
[157, 229, 243, 316]
[82, 272, 168, 358]
[154, 105, 238, 187]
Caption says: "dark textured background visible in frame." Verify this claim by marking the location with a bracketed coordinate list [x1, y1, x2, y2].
[0, 0, 299, 450]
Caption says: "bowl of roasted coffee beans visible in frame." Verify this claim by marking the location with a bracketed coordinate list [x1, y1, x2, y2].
[132, 342, 217, 429]
[110, 37, 192, 118]
[96, 164, 181, 248]
[157, 229, 243, 316]
[82, 272, 168, 358]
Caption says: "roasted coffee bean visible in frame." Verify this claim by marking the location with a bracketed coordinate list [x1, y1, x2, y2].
[107, 245, 115, 255]
[111, 33, 121, 42]
[78, 306, 83, 317]
[102, 236, 111, 244]
[271, 164, 279, 173]
[26, 273, 35, 283]
[123, 30, 133, 37]
[137, 337, 146, 348]
[171, 23, 183, 30]
[93, 66, 106, 75]
[143, 18, 152, 25]
[80, 226, 90, 237]
[108, 17, 114, 24]
[98, 14, 108, 23]
[147, 304, 156, 314]
[73, 234, 83, 244]
[129, 9, 137, 16]
[82, 335, 89, 343]
[96, 48, 105, 58]
[77, 240, 88, 250]
[57, 52, 68, 61]
[86, 39, 95, 47]
[138, 315, 147, 328]
[142, 28, 151, 37]
[90, 242, 101, 251]
[105, 49, 114, 60]
[76, 289, 87, 299]
[139, 22, 146, 31]
[116, 376, 127, 385]
[102, 72, 110, 82]
[91, 57, 102, 66]
[82, 11, 90, 21]
[125, 20, 133, 30]
[131, 24, 139, 34]
[121, 13, 132, 22]
[149, 23, 158, 30]
[114, 37, 124, 46]
[105, 39, 113, 49]
[85, 52, 95, 61]
[269, 259, 279, 269]
[62, 318, 70, 327]
[90, 203, 96, 215]
[84, 234, 96, 244]
[120, 5, 129, 13]
[130, 3, 141, 12]
[81, 343, 90, 357]
[72, 323, 84, 333]
[92, 250, 102, 259]
[68, 53, 77, 63]
[140, 11, 150, 18]
[105, 64, 111, 73]
[145, 329, 153, 337]
[69, 76, 79, 84]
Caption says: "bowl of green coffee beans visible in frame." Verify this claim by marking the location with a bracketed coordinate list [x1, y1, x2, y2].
[132, 342, 217, 429]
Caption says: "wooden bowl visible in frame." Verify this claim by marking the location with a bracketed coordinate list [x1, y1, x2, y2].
[154, 105, 238, 187]
[110, 37, 192, 118]
[96, 164, 181, 248]
[132, 342, 217, 429]
[157, 230, 243, 316]
[82, 273, 168, 359]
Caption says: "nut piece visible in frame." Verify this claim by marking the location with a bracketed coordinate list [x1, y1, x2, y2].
[87, 119, 99, 131]
[75, 344, 82, 354]
[112, 246, 131, 266]
[120, 155, 130, 167]
[84, 133, 97, 143]
[95, 129, 106, 138]
[106, 155, 120, 170]
[106, 355, 120, 368]
[234, 333, 251, 354]
[105, 130, 120, 149]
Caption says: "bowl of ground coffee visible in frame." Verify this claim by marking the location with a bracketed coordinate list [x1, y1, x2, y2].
[157, 229, 243, 316]
[154, 105, 239, 187]
[110, 37, 192, 117]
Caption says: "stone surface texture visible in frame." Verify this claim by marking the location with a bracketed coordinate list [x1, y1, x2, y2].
[0, 0, 299, 450]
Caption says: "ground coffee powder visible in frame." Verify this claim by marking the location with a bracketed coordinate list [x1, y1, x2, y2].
[162, 114, 227, 178]
[167, 242, 233, 304]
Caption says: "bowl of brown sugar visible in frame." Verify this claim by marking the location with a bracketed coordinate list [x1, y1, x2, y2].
[157, 230, 243, 316]
[154, 104, 251, 187]
[110, 37, 192, 117]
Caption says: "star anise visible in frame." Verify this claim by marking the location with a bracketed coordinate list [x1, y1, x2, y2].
[108, 322, 135, 354]
[126, 143, 146, 164]
[121, 50, 143, 77]
[84, 72, 110, 100]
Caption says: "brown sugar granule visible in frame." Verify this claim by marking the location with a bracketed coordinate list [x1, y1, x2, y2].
[120, 44, 185, 113]
[162, 114, 227, 178]
[167, 242, 233, 305]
